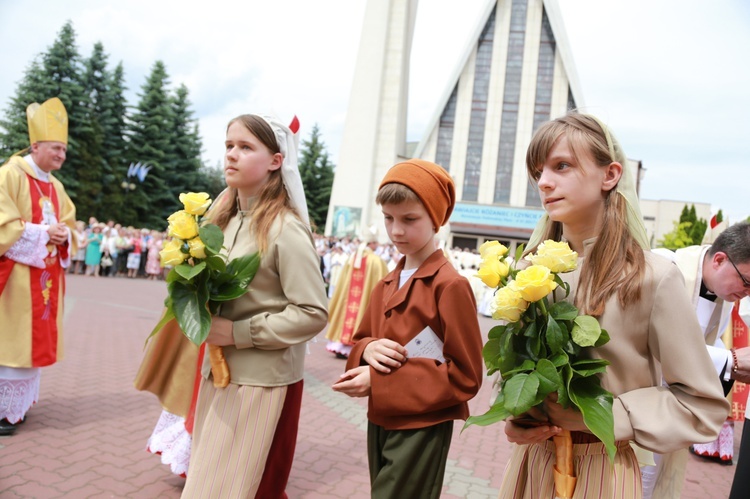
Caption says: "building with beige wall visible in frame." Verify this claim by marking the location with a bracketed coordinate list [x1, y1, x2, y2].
[641, 198, 712, 248]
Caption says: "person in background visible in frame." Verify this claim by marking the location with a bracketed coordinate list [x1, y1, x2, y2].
[84, 224, 103, 277]
[145, 230, 163, 280]
[643, 222, 750, 497]
[138, 228, 150, 278]
[0, 97, 76, 436]
[103, 224, 119, 277]
[70, 220, 87, 274]
[325, 237, 389, 359]
[126, 230, 142, 278]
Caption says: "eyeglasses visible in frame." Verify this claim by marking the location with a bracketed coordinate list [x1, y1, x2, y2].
[726, 253, 750, 289]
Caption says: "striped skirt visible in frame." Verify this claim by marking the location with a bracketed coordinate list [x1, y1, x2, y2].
[181, 378, 302, 499]
[498, 439, 641, 499]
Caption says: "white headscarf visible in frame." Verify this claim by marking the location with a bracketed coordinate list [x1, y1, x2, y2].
[259, 114, 310, 227]
[527, 113, 650, 251]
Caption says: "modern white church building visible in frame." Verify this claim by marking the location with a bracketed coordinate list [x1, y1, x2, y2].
[324, 0, 708, 250]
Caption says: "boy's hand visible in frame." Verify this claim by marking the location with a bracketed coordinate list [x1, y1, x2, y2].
[363, 339, 407, 373]
[331, 366, 371, 397]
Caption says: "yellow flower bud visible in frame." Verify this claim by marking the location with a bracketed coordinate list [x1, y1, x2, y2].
[476, 257, 510, 288]
[179, 192, 212, 216]
[160, 238, 188, 267]
[167, 210, 199, 240]
[526, 240, 578, 273]
[479, 240, 509, 260]
[514, 265, 558, 302]
[187, 237, 206, 259]
[491, 285, 529, 322]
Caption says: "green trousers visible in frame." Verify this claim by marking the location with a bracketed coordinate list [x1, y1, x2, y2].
[367, 420, 453, 499]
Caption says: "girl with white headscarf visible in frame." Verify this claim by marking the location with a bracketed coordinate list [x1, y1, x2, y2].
[181, 114, 328, 498]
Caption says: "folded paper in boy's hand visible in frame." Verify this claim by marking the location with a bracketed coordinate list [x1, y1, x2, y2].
[404, 325, 445, 364]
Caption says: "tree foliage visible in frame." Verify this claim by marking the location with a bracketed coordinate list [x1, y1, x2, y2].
[0, 21, 218, 229]
[297, 124, 335, 233]
[657, 203, 709, 249]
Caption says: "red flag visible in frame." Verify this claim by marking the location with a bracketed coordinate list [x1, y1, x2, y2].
[288, 115, 300, 134]
[710, 214, 719, 229]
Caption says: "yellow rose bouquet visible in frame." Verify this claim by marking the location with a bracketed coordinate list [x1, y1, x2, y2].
[467, 240, 615, 499]
[149, 192, 260, 388]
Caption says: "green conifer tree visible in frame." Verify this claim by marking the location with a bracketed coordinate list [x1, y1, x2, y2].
[297, 124, 334, 233]
[164, 84, 206, 206]
[39, 22, 95, 203]
[125, 61, 174, 228]
[0, 59, 49, 159]
[97, 62, 129, 223]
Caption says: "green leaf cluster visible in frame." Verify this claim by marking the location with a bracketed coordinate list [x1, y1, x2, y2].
[149, 219, 259, 346]
[466, 250, 617, 461]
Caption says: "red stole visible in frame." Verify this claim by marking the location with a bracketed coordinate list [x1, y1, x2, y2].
[27, 174, 64, 367]
[340, 258, 368, 346]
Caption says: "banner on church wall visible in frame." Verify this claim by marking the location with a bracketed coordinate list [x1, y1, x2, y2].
[331, 206, 362, 238]
[450, 203, 545, 230]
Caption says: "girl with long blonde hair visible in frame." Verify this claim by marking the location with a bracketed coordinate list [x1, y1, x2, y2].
[497, 112, 728, 498]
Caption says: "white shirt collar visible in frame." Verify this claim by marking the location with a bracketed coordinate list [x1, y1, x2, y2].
[23, 154, 51, 183]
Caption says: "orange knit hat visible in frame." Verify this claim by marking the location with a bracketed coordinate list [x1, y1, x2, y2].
[379, 159, 455, 228]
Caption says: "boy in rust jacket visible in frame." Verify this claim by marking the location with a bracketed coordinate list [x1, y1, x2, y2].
[332, 159, 484, 499]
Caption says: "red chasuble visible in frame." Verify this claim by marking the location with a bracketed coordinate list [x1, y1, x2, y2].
[13, 174, 65, 366]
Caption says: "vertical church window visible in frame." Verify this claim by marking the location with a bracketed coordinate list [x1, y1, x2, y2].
[567, 88, 576, 111]
[436, 86, 458, 172]
[494, 0, 528, 204]
[462, 8, 496, 201]
[526, 8, 555, 207]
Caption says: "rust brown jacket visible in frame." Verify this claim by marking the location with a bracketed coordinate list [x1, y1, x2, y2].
[346, 249, 484, 430]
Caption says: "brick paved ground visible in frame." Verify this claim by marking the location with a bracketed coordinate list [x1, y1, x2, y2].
[0, 275, 740, 497]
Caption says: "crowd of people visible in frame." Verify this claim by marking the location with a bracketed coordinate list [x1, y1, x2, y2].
[69, 218, 166, 279]
[67, 218, 486, 291]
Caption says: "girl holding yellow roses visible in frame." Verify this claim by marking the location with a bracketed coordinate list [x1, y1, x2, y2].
[497, 113, 728, 498]
[180, 115, 328, 498]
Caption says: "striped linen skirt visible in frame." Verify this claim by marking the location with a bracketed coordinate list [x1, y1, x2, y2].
[181, 378, 302, 499]
[498, 439, 642, 499]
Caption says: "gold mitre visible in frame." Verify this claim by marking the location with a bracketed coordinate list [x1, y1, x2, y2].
[27, 97, 68, 145]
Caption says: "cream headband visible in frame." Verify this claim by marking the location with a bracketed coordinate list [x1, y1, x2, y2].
[528, 114, 650, 251]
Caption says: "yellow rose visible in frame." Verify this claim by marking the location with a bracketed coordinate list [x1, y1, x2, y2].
[525, 240, 578, 273]
[179, 192, 212, 216]
[187, 237, 206, 259]
[167, 210, 199, 240]
[160, 238, 188, 267]
[476, 257, 510, 288]
[479, 240, 509, 260]
[514, 265, 558, 302]
[491, 284, 529, 322]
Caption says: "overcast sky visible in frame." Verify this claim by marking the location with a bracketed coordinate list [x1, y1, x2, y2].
[1, 0, 748, 222]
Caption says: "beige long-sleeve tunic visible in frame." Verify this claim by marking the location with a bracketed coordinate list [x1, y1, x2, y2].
[561, 239, 729, 452]
[200, 209, 328, 386]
